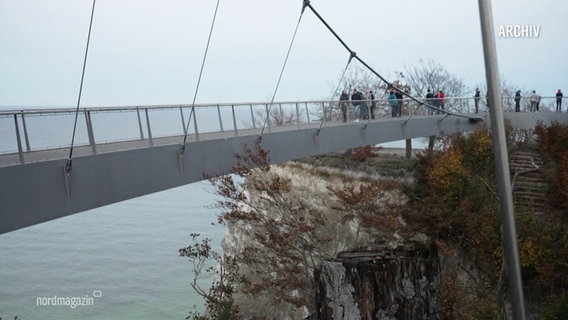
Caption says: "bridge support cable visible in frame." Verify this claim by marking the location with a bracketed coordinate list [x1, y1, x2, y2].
[315, 52, 355, 136]
[403, 101, 426, 126]
[257, 1, 307, 144]
[178, 0, 221, 173]
[303, 2, 480, 122]
[64, 0, 97, 199]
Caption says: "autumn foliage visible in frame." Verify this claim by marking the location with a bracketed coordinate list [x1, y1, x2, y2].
[407, 123, 568, 319]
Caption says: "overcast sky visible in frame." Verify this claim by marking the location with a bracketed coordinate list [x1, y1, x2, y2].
[1, 0, 566, 107]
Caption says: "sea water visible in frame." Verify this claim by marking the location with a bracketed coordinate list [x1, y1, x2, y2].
[0, 181, 225, 319]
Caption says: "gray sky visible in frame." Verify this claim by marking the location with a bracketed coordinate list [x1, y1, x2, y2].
[1, 0, 566, 107]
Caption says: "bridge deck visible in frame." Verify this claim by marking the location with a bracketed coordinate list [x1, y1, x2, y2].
[1, 112, 567, 234]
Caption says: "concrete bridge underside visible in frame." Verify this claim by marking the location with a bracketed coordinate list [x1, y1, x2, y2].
[1, 112, 566, 234]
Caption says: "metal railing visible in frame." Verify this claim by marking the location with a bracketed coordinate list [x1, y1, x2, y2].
[1, 96, 564, 156]
[0, 101, 325, 155]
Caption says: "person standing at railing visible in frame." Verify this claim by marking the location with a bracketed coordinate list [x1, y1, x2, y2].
[514, 90, 521, 112]
[395, 90, 404, 117]
[439, 90, 446, 112]
[556, 89, 563, 112]
[351, 88, 363, 122]
[369, 90, 376, 119]
[360, 89, 369, 120]
[339, 90, 349, 122]
[529, 91, 539, 112]
[426, 89, 435, 115]
[433, 91, 441, 114]
[474, 88, 481, 113]
[389, 90, 399, 118]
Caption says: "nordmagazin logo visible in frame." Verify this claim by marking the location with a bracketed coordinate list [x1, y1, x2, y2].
[36, 290, 102, 309]
[498, 25, 541, 38]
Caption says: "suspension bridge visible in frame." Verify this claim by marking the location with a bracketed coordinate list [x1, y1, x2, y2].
[1, 99, 566, 234]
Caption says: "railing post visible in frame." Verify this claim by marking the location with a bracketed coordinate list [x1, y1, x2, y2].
[136, 107, 145, 139]
[145, 108, 153, 147]
[250, 104, 256, 129]
[217, 104, 224, 132]
[84, 109, 97, 154]
[305, 102, 310, 123]
[232, 105, 238, 136]
[19, 111, 31, 152]
[265, 104, 271, 132]
[192, 106, 200, 141]
[295, 102, 300, 128]
[179, 106, 187, 134]
[13, 114, 24, 164]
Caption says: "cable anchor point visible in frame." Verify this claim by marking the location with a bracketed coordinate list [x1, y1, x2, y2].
[301, 0, 310, 14]
[178, 144, 186, 175]
[349, 51, 357, 62]
[63, 159, 72, 199]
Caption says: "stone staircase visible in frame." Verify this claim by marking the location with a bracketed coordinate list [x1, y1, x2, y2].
[509, 150, 548, 214]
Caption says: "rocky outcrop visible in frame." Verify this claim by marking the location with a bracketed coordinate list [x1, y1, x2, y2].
[314, 242, 442, 320]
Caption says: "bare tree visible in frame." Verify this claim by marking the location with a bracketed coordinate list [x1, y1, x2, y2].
[404, 59, 468, 99]
[476, 77, 531, 112]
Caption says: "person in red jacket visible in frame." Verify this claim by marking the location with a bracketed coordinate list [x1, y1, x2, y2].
[439, 90, 445, 111]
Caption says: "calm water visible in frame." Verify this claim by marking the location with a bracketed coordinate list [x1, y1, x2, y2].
[0, 181, 225, 320]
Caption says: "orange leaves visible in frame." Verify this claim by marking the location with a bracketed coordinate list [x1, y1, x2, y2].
[425, 147, 465, 193]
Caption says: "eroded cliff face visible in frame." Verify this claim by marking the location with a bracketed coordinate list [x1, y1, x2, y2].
[315, 243, 442, 320]
[220, 152, 422, 320]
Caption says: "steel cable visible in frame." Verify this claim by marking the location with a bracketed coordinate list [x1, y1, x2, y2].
[181, 0, 221, 149]
[257, 2, 307, 143]
[66, 0, 97, 173]
[304, 2, 480, 121]
[316, 53, 354, 133]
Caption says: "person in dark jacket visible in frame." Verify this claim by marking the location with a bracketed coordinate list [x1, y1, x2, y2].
[474, 88, 481, 113]
[339, 90, 349, 122]
[426, 89, 434, 115]
[514, 90, 521, 112]
[369, 90, 376, 119]
[556, 89, 564, 112]
[395, 91, 403, 117]
[351, 89, 362, 122]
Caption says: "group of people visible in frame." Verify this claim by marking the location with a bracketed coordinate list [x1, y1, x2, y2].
[339, 86, 566, 121]
[511, 89, 563, 112]
[476, 88, 564, 113]
[425, 89, 446, 114]
[339, 89, 377, 122]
